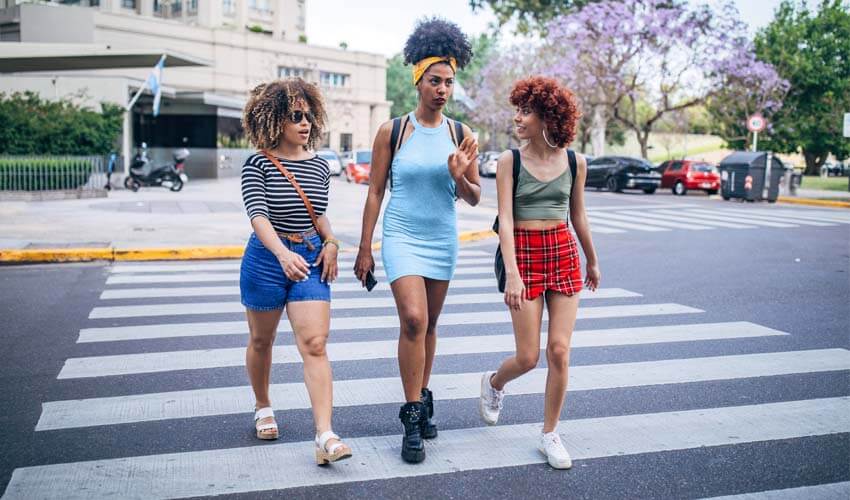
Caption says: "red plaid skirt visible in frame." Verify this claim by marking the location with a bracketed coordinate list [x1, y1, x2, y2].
[514, 222, 582, 300]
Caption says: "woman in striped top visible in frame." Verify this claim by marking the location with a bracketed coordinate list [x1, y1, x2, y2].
[239, 78, 351, 465]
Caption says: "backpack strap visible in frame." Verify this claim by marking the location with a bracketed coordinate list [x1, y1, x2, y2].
[511, 148, 521, 197]
[567, 149, 577, 195]
[387, 115, 409, 191]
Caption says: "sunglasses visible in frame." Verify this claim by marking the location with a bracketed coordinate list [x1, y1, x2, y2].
[288, 110, 315, 124]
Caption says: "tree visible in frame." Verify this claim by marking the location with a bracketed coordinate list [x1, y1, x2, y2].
[545, 0, 774, 159]
[469, 0, 598, 35]
[0, 91, 123, 155]
[386, 54, 419, 118]
[753, 0, 850, 174]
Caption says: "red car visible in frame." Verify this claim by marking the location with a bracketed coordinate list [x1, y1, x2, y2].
[659, 160, 720, 196]
[344, 149, 372, 184]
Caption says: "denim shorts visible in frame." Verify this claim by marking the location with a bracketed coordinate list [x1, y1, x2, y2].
[240, 232, 331, 311]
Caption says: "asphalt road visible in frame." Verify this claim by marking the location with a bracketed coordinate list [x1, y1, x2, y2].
[1, 189, 848, 499]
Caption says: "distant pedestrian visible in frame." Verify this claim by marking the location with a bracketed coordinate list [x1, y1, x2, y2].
[239, 78, 350, 464]
[353, 18, 481, 463]
[478, 76, 601, 469]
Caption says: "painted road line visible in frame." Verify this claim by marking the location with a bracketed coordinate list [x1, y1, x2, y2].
[78, 303, 701, 343]
[587, 215, 671, 232]
[100, 278, 501, 299]
[14, 398, 850, 499]
[641, 211, 756, 229]
[591, 212, 715, 230]
[708, 209, 837, 227]
[37, 349, 849, 431]
[681, 209, 802, 228]
[652, 210, 797, 228]
[110, 257, 494, 274]
[702, 482, 850, 500]
[89, 288, 641, 319]
[59, 321, 785, 379]
[105, 266, 494, 285]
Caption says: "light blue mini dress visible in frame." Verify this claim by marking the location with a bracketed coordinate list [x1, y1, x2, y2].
[381, 112, 458, 283]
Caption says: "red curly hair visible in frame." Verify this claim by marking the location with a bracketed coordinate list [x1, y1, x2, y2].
[509, 76, 581, 148]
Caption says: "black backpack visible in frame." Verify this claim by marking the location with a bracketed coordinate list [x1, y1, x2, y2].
[387, 115, 465, 191]
[493, 148, 578, 292]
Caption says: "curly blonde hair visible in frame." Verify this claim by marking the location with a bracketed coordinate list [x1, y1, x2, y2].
[242, 78, 327, 150]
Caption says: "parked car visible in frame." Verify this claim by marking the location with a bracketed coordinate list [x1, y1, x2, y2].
[344, 149, 372, 184]
[316, 149, 343, 176]
[659, 160, 720, 196]
[478, 151, 499, 177]
[585, 156, 661, 194]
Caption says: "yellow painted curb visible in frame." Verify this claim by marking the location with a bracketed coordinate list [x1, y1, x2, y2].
[0, 248, 115, 263]
[459, 229, 497, 242]
[777, 196, 850, 209]
[113, 246, 245, 261]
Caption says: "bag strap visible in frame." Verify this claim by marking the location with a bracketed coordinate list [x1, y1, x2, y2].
[567, 149, 577, 195]
[260, 150, 320, 232]
[448, 119, 465, 147]
[387, 115, 409, 191]
[510, 148, 521, 197]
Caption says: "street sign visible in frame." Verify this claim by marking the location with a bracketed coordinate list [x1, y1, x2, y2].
[747, 114, 766, 132]
[844, 112, 849, 138]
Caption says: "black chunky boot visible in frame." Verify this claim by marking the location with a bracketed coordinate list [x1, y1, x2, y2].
[398, 402, 426, 463]
[419, 388, 438, 439]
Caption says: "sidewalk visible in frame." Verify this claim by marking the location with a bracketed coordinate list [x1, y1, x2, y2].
[0, 176, 498, 262]
[778, 187, 850, 208]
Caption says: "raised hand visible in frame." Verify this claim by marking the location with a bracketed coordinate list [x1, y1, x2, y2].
[448, 136, 478, 181]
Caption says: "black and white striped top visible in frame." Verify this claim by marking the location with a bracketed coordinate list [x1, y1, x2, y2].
[241, 153, 330, 234]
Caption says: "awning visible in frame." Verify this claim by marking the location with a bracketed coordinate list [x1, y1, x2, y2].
[0, 43, 211, 73]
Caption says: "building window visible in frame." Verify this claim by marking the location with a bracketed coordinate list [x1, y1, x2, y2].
[222, 0, 235, 15]
[320, 71, 349, 88]
[279, 67, 306, 79]
[249, 0, 271, 14]
[122, 0, 136, 8]
[339, 133, 352, 153]
[321, 132, 331, 149]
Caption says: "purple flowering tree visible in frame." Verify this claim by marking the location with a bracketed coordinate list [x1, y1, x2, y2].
[542, 0, 786, 158]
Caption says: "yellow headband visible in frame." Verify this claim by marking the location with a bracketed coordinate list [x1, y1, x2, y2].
[412, 56, 457, 85]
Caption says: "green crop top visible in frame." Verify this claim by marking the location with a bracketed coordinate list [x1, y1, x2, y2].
[513, 163, 573, 221]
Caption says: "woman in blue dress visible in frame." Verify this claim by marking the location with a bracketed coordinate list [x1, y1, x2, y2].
[354, 18, 481, 463]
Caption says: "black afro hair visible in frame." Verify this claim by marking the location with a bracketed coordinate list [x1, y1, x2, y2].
[403, 17, 473, 70]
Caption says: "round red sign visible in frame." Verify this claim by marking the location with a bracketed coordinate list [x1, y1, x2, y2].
[747, 114, 766, 132]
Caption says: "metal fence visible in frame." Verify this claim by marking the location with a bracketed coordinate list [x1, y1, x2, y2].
[0, 154, 121, 194]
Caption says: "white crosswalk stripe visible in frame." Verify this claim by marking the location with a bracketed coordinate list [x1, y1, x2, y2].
[5, 253, 847, 499]
[10, 398, 848, 499]
[588, 215, 671, 231]
[77, 303, 702, 343]
[59, 321, 784, 379]
[88, 288, 640, 319]
[651, 209, 797, 228]
[590, 211, 715, 230]
[37, 349, 850, 431]
[703, 482, 850, 500]
[691, 208, 837, 227]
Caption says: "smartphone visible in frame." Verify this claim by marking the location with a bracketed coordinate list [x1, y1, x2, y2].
[365, 270, 378, 292]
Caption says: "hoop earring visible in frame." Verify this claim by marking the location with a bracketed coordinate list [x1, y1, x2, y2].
[542, 129, 557, 149]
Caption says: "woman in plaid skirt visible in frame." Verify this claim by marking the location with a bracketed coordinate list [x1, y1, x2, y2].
[478, 76, 601, 469]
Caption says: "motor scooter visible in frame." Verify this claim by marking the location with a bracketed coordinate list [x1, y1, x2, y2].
[124, 144, 189, 192]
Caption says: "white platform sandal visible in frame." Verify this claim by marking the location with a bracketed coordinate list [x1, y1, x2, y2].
[254, 407, 278, 440]
[315, 430, 352, 465]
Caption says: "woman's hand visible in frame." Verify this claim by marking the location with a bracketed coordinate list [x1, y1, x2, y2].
[353, 248, 375, 286]
[584, 262, 601, 292]
[315, 243, 338, 283]
[504, 274, 526, 311]
[448, 136, 478, 181]
[277, 250, 310, 282]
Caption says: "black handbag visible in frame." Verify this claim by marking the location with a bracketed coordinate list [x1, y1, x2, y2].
[493, 148, 577, 292]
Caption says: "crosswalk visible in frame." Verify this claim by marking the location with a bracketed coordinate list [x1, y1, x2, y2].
[580, 204, 850, 234]
[3, 249, 849, 499]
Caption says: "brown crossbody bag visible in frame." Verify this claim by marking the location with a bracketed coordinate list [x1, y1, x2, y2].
[261, 150, 321, 249]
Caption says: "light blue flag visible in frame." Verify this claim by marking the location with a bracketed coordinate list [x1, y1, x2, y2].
[147, 55, 165, 117]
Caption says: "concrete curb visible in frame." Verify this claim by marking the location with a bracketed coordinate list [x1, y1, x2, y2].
[0, 230, 499, 264]
[777, 196, 850, 209]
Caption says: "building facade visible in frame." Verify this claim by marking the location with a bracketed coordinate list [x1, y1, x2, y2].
[0, 0, 390, 177]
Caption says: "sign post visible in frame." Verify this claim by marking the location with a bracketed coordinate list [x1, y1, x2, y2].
[844, 112, 849, 138]
[747, 114, 766, 152]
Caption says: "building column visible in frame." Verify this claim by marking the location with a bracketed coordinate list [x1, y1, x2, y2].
[100, 0, 122, 13]
[197, 0, 222, 28]
[139, 0, 154, 17]
[272, 0, 285, 40]
[235, 0, 249, 30]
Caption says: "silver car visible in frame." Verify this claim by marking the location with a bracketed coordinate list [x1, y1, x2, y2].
[478, 151, 500, 177]
[317, 149, 343, 176]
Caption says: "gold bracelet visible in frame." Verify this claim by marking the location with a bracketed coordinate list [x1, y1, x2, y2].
[323, 238, 340, 249]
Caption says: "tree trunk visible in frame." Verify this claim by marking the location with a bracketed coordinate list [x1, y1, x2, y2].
[590, 105, 606, 157]
[637, 129, 651, 160]
[803, 150, 827, 176]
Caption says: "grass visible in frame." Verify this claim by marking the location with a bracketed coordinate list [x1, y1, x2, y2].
[801, 175, 850, 192]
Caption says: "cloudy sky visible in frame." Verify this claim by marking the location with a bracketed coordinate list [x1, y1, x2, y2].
[306, 0, 788, 57]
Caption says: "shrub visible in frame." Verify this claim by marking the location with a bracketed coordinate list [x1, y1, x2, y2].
[0, 157, 93, 191]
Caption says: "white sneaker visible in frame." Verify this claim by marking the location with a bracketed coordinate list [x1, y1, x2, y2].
[538, 431, 572, 469]
[478, 371, 504, 425]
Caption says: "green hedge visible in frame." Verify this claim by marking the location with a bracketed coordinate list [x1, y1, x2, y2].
[0, 158, 93, 191]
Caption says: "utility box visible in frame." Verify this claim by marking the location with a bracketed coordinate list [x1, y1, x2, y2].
[719, 152, 788, 203]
